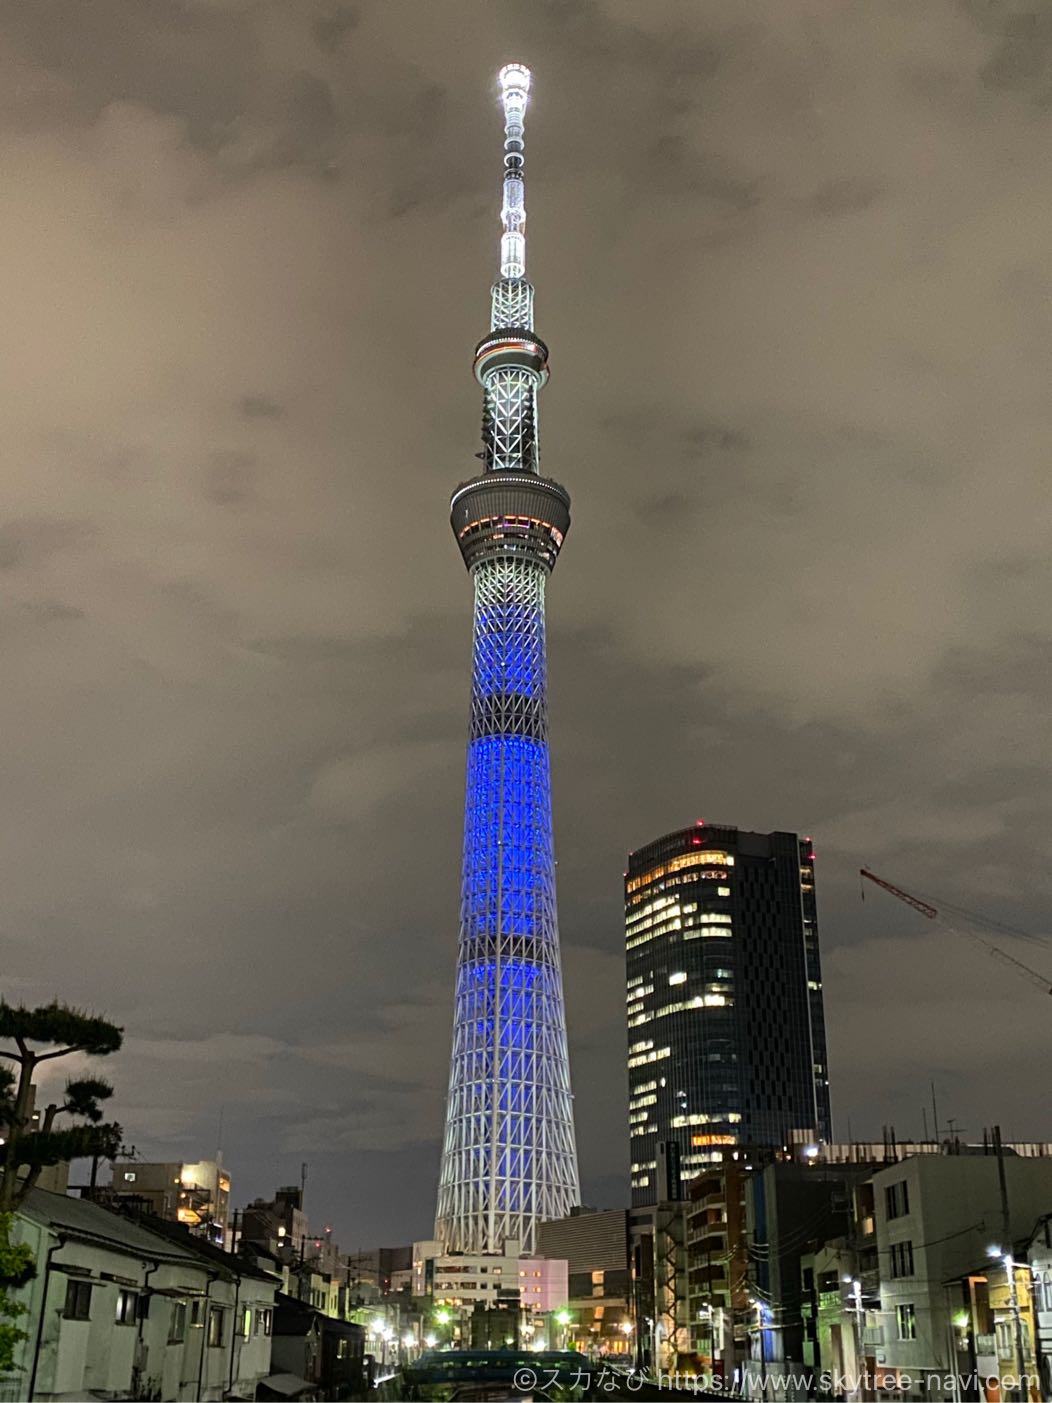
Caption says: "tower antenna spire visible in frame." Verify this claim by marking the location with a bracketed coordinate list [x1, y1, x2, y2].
[497, 63, 530, 279]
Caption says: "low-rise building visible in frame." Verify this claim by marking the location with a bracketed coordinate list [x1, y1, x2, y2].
[744, 1157, 872, 1398]
[1027, 1213, 1052, 1399]
[412, 1238, 568, 1349]
[109, 1158, 231, 1245]
[630, 1199, 690, 1373]
[871, 1152, 1052, 1397]
[346, 1245, 412, 1296]
[686, 1155, 750, 1381]
[241, 1185, 309, 1265]
[270, 1293, 365, 1399]
[537, 1208, 633, 1358]
[413, 1238, 566, 1313]
[2, 1187, 277, 1403]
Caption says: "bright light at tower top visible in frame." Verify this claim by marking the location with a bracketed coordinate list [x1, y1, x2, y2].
[499, 63, 531, 106]
[498, 63, 530, 279]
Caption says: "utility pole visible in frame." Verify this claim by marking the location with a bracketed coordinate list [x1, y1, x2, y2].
[994, 1125, 1028, 1402]
[757, 1302, 768, 1402]
[848, 1278, 866, 1402]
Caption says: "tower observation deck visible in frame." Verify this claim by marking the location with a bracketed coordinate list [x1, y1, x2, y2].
[435, 64, 579, 1256]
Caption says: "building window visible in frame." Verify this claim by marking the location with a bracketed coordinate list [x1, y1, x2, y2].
[255, 1307, 273, 1336]
[115, 1289, 139, 1325]
[241, 1306, 253, 1339]
[896, 1304, 917, 1341]
[63, 1279, 92, 1321]
[207, 1306, 226, 1347]
[885, 1181, 910, 1220]
[337, 1339, 349, 1359]
[123, 1171, 137, 1182]
[890, 1241, 915, 1278]
[168, 1301, 188, 1344]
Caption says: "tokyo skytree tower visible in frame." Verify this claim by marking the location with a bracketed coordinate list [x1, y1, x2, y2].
[435, 64, 579, 1255]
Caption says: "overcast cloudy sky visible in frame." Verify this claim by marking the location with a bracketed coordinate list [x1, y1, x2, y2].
[2, 0, 1052, 1247]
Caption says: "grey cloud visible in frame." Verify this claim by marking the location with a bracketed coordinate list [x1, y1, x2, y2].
[17, 599, 86, 624]
[0, 0, 259, 142]
[311, 4, 359, 55]
[238, 393, 284, 419]
[0, 0, 1049, 1248]
[970, 5, 1052, 97]
[809, 176, 884, 217]
[204, 450, 259, 506]
[0, 519, 87, 570]
[683, 421, 750, 455]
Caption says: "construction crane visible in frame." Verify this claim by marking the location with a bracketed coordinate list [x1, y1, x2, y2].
[860, 867, 1052, 997]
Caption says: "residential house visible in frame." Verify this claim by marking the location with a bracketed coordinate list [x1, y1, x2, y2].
[2, 1187, 278, 1402]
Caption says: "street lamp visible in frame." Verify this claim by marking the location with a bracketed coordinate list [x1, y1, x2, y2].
[843, 1276, 865, 1401]
[618, 1318, 633, 1361]
[434, 1307, 452, 1347]
[424, 1333, 437, 1349]
[376, 1322, 394, 1370]
[556, 1308, 572, 1350]
[987, 1247, 1028, 1402]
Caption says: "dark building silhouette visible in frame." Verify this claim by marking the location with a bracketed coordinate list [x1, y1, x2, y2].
[626, 822, 832, 1204]
[537, 1207, 633, 1356]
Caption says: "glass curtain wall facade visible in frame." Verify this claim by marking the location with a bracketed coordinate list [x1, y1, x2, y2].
[626, 823, 831, 1205]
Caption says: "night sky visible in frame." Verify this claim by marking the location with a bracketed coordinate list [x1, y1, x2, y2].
[2, 0, 1052, 1251]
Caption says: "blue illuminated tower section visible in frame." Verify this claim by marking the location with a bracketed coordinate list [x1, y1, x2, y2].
[435, 64, 579, 1255]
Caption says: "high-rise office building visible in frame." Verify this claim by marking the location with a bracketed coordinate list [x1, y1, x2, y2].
[434, 64, 579, 1255]
[626, 823, 832, 1204]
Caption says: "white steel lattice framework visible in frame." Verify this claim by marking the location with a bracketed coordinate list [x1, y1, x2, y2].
[436, 64, 579, 1255]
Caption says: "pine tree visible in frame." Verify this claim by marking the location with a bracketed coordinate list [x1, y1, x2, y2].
[0, 1001, 124, 1212]
[0, 1001, 123, 1373]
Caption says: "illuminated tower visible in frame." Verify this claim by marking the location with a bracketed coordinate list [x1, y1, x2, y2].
[435, 64, 579, 1255]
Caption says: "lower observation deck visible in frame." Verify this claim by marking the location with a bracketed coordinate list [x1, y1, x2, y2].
[450, 472, 570, 572]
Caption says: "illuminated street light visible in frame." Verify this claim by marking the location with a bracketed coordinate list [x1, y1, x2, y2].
[986, 1246, 1027, 1401]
